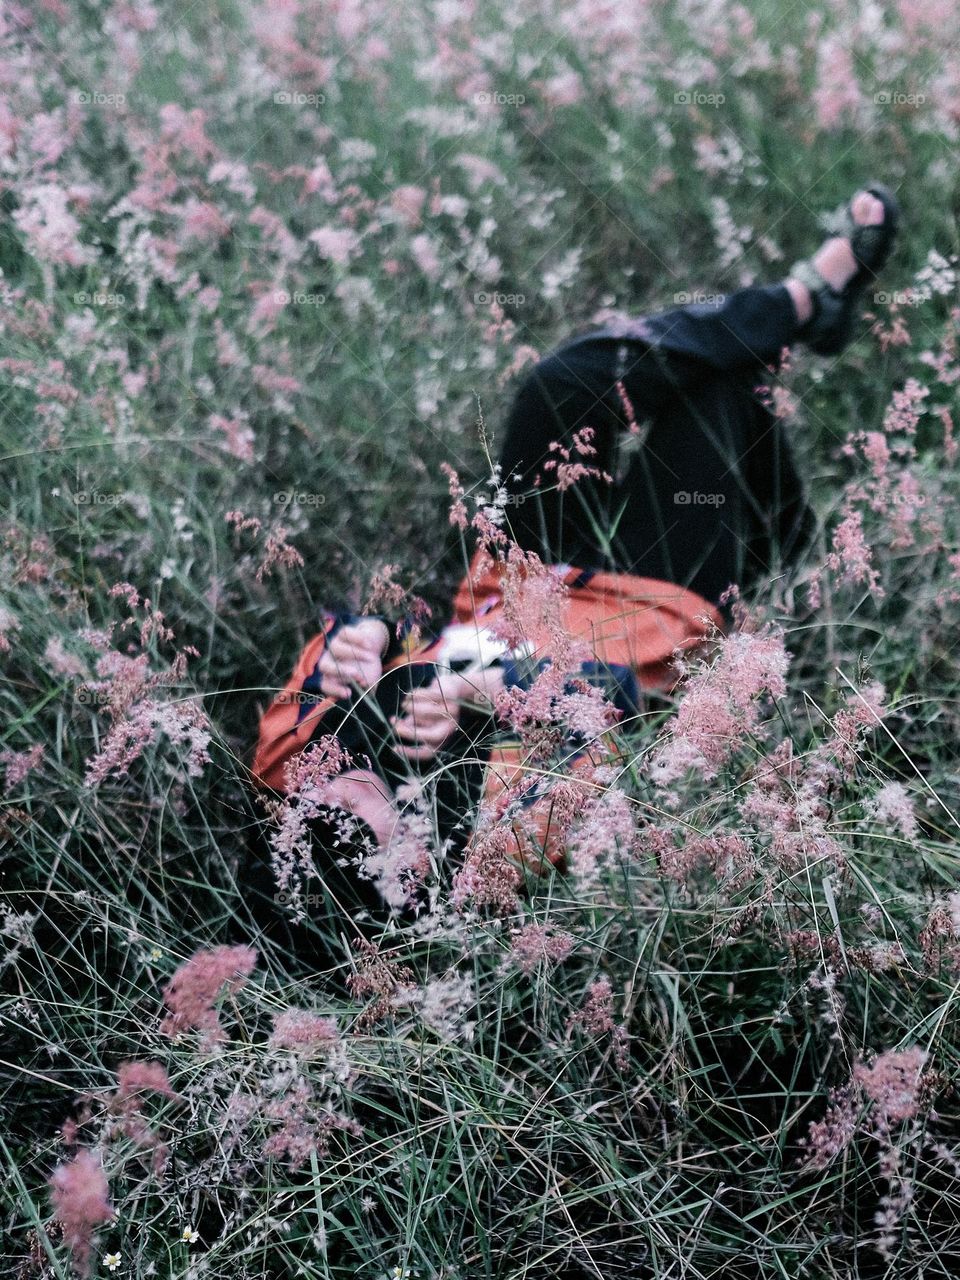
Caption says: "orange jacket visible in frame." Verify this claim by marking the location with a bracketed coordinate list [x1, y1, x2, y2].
[252, 551, 721, 796]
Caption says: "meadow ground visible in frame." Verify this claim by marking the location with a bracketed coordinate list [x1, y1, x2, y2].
[3, 0, 960, 1277]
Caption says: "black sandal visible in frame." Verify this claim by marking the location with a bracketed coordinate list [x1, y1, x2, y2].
[791, 183, 901, 356]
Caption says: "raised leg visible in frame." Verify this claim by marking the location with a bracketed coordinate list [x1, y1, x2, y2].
[496, 282, 809, 600]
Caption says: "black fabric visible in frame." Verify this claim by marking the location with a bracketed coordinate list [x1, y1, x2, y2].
[495, 284, 813, 606]
[319, 660, 492, 848]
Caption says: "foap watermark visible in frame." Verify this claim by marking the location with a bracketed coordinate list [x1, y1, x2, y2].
[874, 90, 926, 108]
[73, 490, 128, 507]
[674, 290, 726, 306]
[675, 490, 726, 507]
[75, 686, 111, 707]
[273, 90, 326, 107]
[275, 891, 327, 908]
[884, 491, 928, 507]
[475, 291, 526, 306]
[474, 91, 525, 107]
[74, 290, 125, 308]
[674, 90, 725, 108]
[874, 290, 924, 308]
[274, 289, 326, 306]
[74, 90, 126, 108]
[275, 690, 323, 707]
[273, 491, 326, 507]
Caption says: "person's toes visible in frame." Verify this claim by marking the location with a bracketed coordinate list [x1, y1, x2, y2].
[851, 190, 885, 226]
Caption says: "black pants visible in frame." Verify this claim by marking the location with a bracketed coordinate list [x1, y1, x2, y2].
[496, 284, 813, 606]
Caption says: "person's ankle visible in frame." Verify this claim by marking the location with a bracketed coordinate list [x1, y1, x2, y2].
[785, 277, 813, 327]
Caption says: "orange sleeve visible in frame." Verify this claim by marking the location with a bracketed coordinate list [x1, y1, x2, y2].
[251, 629, 339, 793]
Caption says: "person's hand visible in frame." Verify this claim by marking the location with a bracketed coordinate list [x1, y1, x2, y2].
[317, 617, 390, 700]
[392, 671, 469, 762]
[456, 660, 506, 711]
[392, 663, 506, 762]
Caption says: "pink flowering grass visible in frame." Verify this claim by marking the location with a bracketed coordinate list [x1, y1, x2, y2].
[160, 945, 258, 1045]
[48, 1149, 112, 1278]
[6, 0, 960, 1276]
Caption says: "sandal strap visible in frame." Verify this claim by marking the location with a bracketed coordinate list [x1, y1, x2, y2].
[788, 257, 846, 351]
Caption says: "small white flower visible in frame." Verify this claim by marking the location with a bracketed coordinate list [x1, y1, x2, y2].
[388, 1268, 412, 1280]
[181, 1226, 200, 1244]
[103, 1254, 121, 1272]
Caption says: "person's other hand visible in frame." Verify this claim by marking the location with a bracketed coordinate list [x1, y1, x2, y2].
[392, 662, 505, 762]
[392, 671, 468, 762]
[317, 617, 390, 700]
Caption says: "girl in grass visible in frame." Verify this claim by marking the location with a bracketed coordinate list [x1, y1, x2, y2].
[254, 185, 899, 863]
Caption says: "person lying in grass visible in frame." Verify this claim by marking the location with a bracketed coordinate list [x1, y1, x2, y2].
[254, 184, 900, 860]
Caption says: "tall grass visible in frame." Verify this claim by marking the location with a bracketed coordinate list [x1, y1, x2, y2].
[3, 0, 960, 1277]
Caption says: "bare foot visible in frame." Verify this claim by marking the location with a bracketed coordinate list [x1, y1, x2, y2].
[784, 190, 887, 325]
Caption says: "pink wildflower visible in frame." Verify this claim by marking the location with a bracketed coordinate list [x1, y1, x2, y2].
[882, 378, 929, 437]
[225, 509, 262, 537]
[410, 232, 441, 278]
[0, 605, 21, 654]
[84, 698, 212, 786]
[269, 1009, 341, 1058]
[309, 225, 359, 264]
[347, 938, 417, 1029]
[813, 35, 863, 130]
[938, 407, 958, 461]
[854, 1048, 928, 1130]
[921, 896, 960, 971]
[453, 822, 523, 914]
[261, 1081, 360, 1169]
[802, 1047, 930, 1169]
[251, 364, 302, 397]
[209, 412, 255, 463]
[541, 426, 613, 492]
[831, 681, 887, 774]
[362, 803, 432, 912]
[866, 781, 918, 839]
[179, 197, 231, 244]
[267, 737, 353, 919]
[567, 784, 637, 885]
[364, 562, 407, 614]
[389, 184, 427, 227]
[440, 461, 469, 529]
[802, 1081, 859, 1169]
[160, 944, 257, 1045]
[48, 1149, 113, 1278]
[14, 182, 94, 267]
[615, 379, 640, 434]
[825, 508, 882, 594]
[257, 525, 304, 581]
[114, 1060, 177, 1105]
[510, 923, 575, 975]
[568, 976, 630, 1068]
[1, 743, 44, 792]
[44, 635, 87, 678]
[496, 666, 617, 761]
[650, 626, 789, 785]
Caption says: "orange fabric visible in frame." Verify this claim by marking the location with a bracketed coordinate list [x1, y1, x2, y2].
[252, 549, 722, 796]
[252, 625, 337, 793]
[479, 740, 612, 875]
[446, 550, 723, 684]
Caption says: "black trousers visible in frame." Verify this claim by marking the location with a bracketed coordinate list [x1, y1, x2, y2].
[496, 284, 813, 606]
